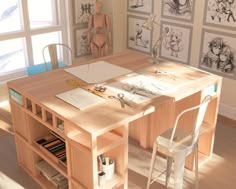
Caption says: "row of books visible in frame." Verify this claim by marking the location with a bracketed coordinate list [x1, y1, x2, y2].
[36, 160, 68, 189]
[36, 134, 67, 166]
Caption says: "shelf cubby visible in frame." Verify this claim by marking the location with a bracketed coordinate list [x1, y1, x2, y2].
[35, 159, 68, 188]
[28, 115, 51, 143]
[53, 116, 65, 134]
[32, 143, 68, 177]
[97, 145, 124, 189]
[32, 103, 43, 119]
[24, 98, 33, 112]
[34, 134, 67, 167]
[42, 109, 53, 126]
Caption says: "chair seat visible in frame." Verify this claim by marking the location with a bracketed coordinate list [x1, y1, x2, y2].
[156, 128, 194, 156]
[27, 62, 66, 76]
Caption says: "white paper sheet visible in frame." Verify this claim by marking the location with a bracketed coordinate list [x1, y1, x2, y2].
[64, 61, 132, 83]
[56, 88, 105, 110]
[106, 75, 176, 104]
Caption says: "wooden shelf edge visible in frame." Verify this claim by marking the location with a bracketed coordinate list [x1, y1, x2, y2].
[35, 174, 58, 189]
[97, 139, 124, 156]
[97, 174, 123, 189]
[97, 132, 124, 155]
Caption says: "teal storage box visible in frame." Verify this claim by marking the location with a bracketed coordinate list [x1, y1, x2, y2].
[9, 89, 23, 105]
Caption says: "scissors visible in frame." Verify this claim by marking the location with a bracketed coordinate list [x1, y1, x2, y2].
[108, 93, 131, 108]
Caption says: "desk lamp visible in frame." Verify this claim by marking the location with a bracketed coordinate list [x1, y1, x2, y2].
[142, 15, 167, 63]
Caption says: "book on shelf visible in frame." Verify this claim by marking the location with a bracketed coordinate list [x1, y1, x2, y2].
[51, 174, 68, 189]
[36, 160, 59, 181]
[35, 134, 67, 165]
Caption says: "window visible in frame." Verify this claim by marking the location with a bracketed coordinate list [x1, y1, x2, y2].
[0, 0, 70, 82]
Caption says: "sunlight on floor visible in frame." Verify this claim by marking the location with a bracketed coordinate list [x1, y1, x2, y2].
[0, 172, 24, 189]
[199, 153, 225, 174]
[0, 100, 9, 108]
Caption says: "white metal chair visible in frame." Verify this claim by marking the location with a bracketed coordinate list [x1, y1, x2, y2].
[42, 43, 72, 70]
[146, 95, 212, 189]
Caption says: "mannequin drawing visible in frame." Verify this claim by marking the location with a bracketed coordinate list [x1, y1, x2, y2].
[87, 1, 112, 58]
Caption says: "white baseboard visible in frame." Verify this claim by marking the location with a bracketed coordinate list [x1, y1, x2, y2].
[219, 103, 236, 121]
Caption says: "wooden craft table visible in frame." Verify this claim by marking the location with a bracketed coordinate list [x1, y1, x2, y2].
[7, 50, 222, 189]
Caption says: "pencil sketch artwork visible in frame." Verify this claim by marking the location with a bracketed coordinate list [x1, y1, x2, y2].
[162, 0, 195, 21]
[75, 28, 90, 57]
[0, 2, 18, 22]
[106, 75, 176, 104]
[127, 15, 152, 54]
[204, 0, 236, 28]
[200, 30, 236, 79]
[73, 0, 96, 26]
[127, 0, 153, 14]
[159, 22, 192, 64]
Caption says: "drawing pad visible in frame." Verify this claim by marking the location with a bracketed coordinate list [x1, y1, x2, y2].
[56, 88, 105, 110]
[64, 61, 132, 84]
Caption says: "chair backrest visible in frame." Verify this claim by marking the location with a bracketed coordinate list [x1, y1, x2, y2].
[42, 43, 72, 70]
[169, 95, 212, 148]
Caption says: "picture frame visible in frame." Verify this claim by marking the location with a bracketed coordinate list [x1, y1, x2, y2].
[74, 28, 91, 57]
[161, 0, 196, 22]
[72, 0, 96, 28]
[203, 0, 236, 30]
[159, 21, 192, 64]
[199, 29, 236, 79]
[127, 15, 152, 54]
[127, 0, 154, 15]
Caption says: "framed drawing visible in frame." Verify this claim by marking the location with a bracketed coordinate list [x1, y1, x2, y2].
[162, 0, 196, 22]
[73, 0, 96, 27]
[127, 0, 154, 15]
[203, 0, 236, 30]
[199, 29, 236, 79]
[159, 21, 192, 64]
[74, 28, 91, 57]
[127, 15, 152, 54]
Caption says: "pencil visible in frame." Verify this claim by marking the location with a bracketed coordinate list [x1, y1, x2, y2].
[87, 88, 104, 98]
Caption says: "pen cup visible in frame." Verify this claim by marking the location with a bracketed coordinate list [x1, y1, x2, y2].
[101, 160, 115, 180]
[98, 171, 106, 186]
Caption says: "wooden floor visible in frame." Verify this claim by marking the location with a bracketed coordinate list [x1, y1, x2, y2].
[1, 83, 236, 189]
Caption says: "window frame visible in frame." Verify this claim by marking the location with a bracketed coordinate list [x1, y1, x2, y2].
[0, 0, 71, 83]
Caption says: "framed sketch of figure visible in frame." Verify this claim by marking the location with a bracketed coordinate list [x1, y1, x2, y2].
[127, 0, 154, 15]
[204, 0, 236, 30]
[74, 28, 91, 57]
[159, 21, 192, 64]
[199, 29, 236, 79]
[73, 0, 96, 27]
[162, 0, 196, 22]
[127, 15, 152, 54]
